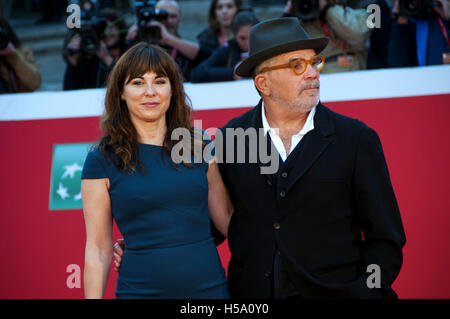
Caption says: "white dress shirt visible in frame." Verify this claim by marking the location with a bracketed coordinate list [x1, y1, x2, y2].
[261, 102, 316, 162]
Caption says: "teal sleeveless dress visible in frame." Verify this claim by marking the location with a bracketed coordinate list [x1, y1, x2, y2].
[81, 143, 229, 298]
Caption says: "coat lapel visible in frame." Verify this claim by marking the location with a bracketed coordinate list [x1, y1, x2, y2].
[283, 103, 335, 194]
[239, 101, 268, 168]
[247, 101, 281, 175]
[238, 101, 335, 192]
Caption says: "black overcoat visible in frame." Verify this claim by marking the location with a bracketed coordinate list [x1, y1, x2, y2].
[217, 101, 406, 299]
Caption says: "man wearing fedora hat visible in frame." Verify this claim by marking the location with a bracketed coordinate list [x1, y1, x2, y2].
[113, 17, 406, 299]
[216, 17, 406, 299]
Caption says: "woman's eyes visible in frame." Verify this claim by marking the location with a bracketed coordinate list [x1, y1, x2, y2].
[218, 4, 235, 10]
[131, 79, 167, 85]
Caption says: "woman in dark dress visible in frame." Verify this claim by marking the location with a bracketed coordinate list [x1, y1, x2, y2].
[81, 42, 233, 298]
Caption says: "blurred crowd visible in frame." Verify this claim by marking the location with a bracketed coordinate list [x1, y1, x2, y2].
[0, 0, 449, 94]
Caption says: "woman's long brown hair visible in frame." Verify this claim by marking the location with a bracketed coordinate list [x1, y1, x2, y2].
[98, 42, 201, 173]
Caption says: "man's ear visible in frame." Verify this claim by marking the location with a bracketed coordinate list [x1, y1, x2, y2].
[254, 73, 270, 96]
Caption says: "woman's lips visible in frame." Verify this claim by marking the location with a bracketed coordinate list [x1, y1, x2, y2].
[142, 102, 159, 108]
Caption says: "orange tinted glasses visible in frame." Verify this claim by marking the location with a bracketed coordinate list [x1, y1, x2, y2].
[258, 55, 325, 76]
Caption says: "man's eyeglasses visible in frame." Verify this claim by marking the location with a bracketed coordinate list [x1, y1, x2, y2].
[258, 55, 325, 76]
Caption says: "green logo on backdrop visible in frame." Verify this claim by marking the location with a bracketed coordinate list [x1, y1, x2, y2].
[49, 142, 94, 210]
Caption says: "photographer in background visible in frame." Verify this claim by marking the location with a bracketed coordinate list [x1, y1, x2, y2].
[285, 0, 371, 73]
[126, 0, 203, 81]
[190, 8, 259, 83]
[0, 17, 41, 94]
[62, 6, 128, 90]
[388, 0, 450, 67]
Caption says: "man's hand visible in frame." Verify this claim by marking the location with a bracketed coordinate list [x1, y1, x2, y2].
[0, 42, 16, 56]
[96, 41, 114, 67]
[319, 0, 329, 12]
[113, 238, 125, 272]
[66, 34, 82, 66]
[233, 60, 244, 80]
[392, 0, 409, 25]
[67, 34, 81, 51]
[434, 0, 450, 20]
[147, 21, 173, 46]
[126, 23, 138, 42]
[284, 0, 292, 15]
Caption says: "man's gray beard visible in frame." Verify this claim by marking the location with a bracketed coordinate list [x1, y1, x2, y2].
[272, 89, 320, 114]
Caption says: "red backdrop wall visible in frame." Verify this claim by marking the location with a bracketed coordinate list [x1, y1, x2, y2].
[1, 94, 449, 298]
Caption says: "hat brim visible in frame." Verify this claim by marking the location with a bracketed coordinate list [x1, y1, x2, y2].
[235, 37, 329, 78]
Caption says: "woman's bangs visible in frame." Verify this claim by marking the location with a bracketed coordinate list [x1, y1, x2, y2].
[124, 46, 170, 84]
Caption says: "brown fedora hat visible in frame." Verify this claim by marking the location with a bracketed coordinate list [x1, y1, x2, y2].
[235, 17, 329, 78]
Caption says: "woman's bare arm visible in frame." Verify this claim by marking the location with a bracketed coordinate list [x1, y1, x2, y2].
[207, 160, 234, 237]
[81, 178, 113, 299]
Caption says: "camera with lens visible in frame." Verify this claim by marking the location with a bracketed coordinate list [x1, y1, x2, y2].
[291, 0, 321, 20]
[78, 16, 108, 57]
[291, 0, 349, 21]
[134, 0, 168, 44]
[68, 0, 108, 58]
[399, 0, 442, 20]
[0, 27, 10, 50]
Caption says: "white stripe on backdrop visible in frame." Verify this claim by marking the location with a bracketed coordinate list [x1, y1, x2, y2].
[1, 65, 449, 121]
